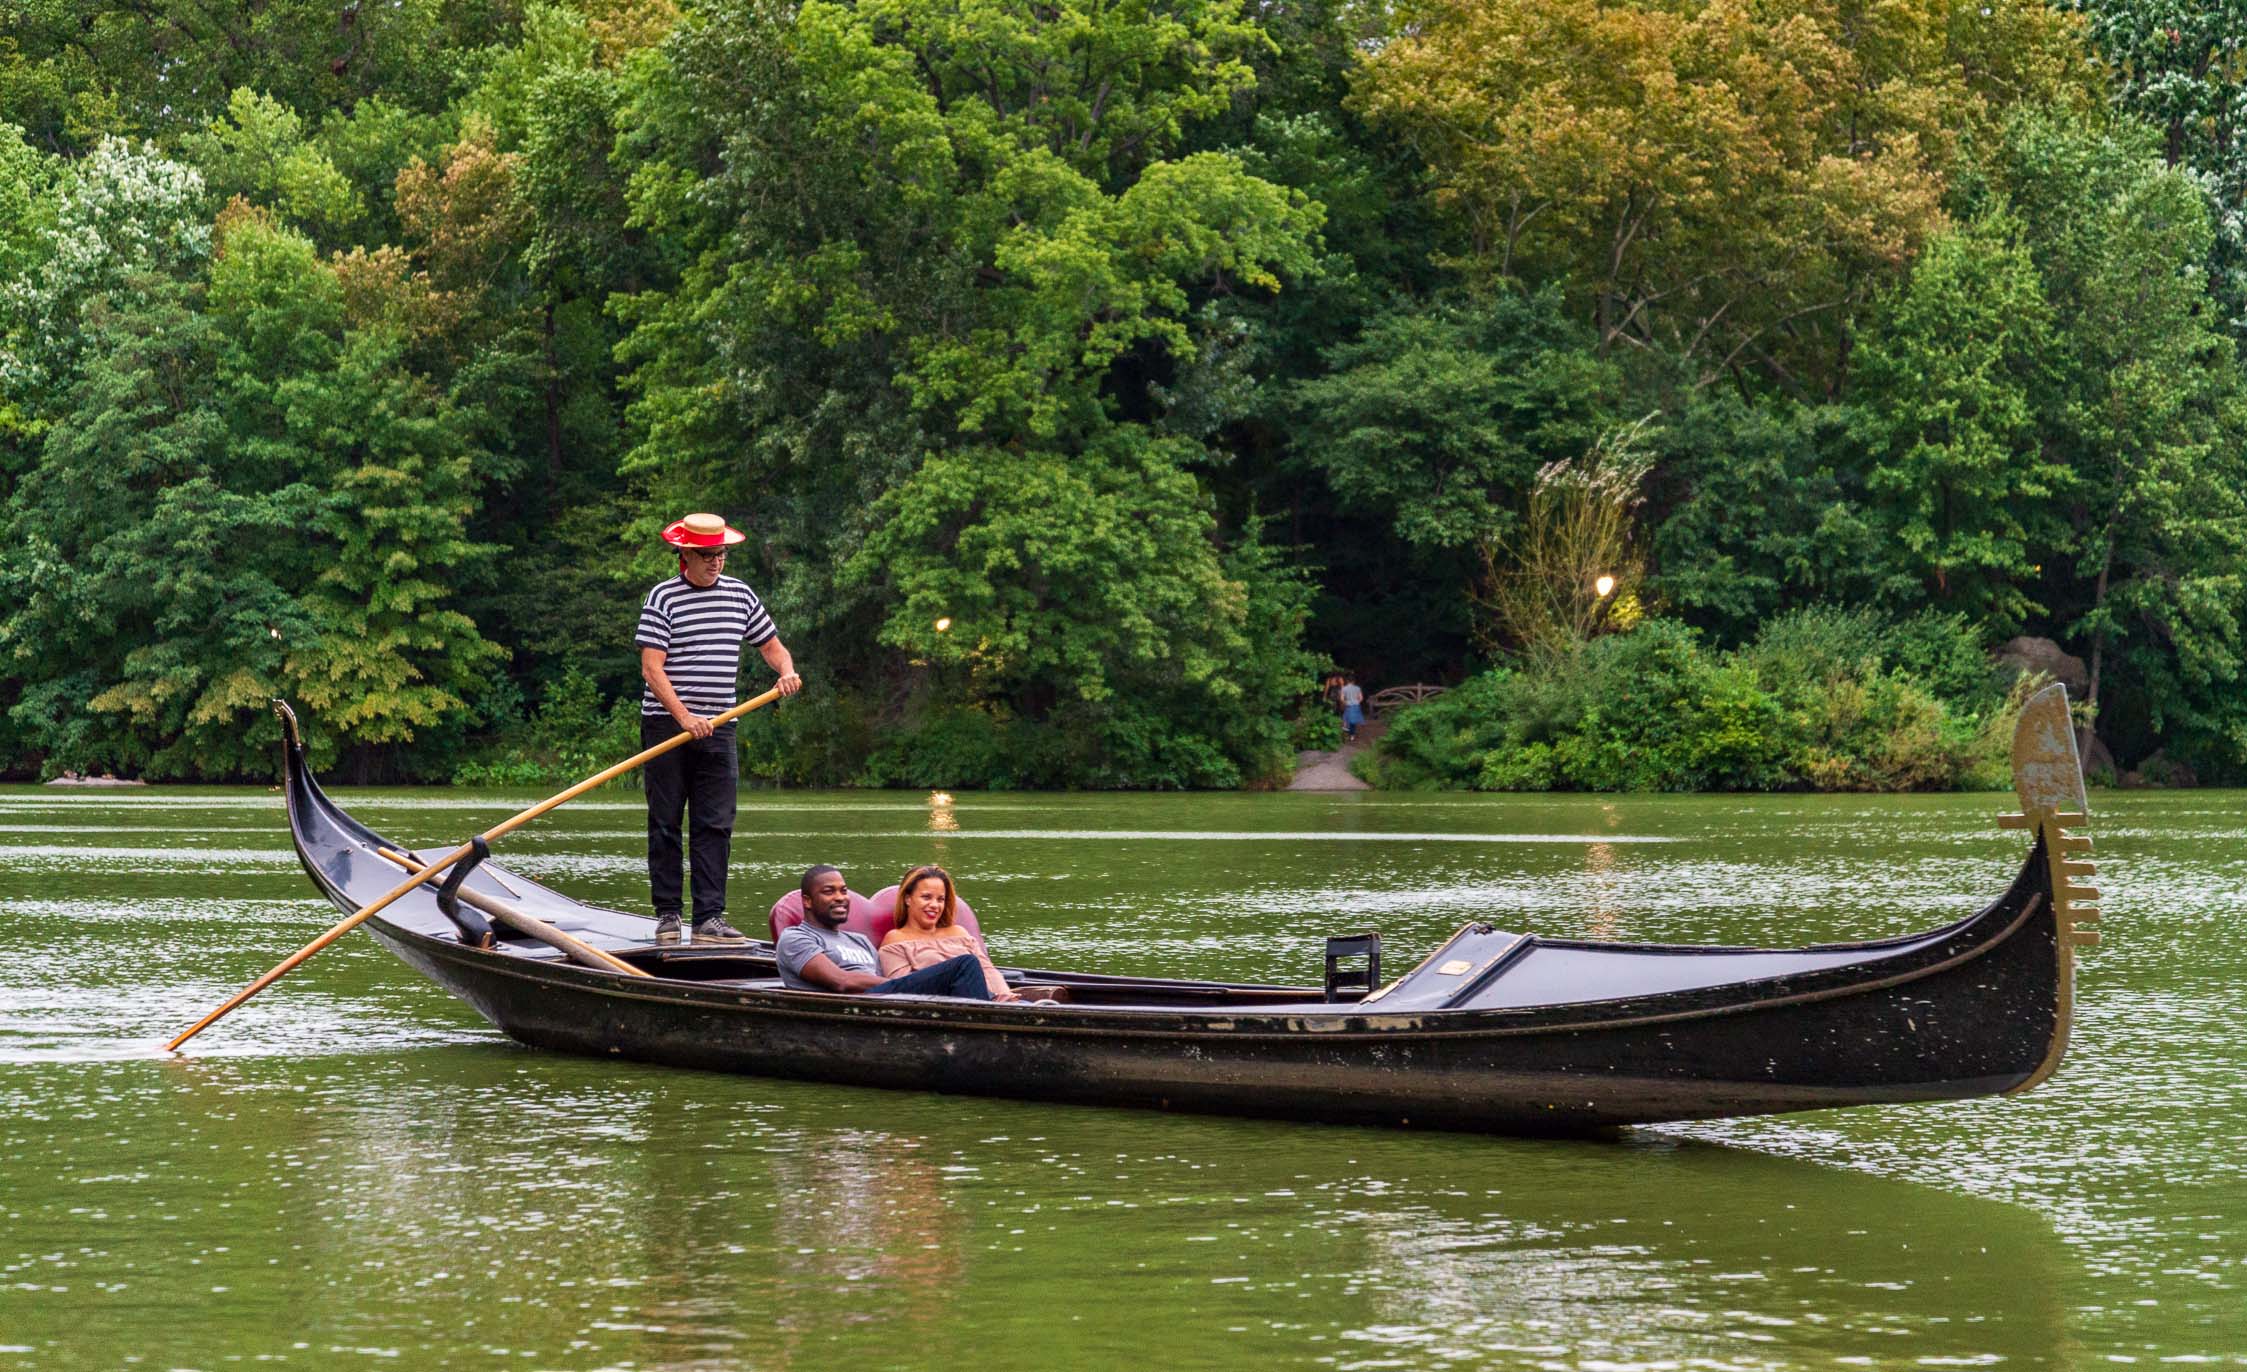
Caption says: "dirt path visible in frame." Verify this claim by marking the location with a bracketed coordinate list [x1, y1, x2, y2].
[1287, 720, 1384, 791]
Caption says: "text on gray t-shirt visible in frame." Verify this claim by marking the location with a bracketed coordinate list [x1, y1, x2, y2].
[776, 922, 880, 989]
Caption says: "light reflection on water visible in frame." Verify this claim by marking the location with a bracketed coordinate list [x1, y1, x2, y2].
[0, 783, 2241, 1369]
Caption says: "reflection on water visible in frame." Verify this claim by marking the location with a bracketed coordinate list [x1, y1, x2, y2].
[3, 1047, 2087, 1371]
[1347, 1136, 2077, 1369]
[1582, 840, 1621, 940]
[2, 784, 2242, 1368]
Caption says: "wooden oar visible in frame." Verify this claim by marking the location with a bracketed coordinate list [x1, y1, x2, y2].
[166, 688, 783, 1051]
[372, 848, 649, 977]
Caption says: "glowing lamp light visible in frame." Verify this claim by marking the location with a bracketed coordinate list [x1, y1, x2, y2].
[928, 791, 955, 807]
[933, 616, 953, 633]
[268, 625, 281, 639]
[1594, 575, 1617, 599]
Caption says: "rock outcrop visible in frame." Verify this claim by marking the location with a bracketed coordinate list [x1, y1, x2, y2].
[1992, 636, 2089, 697]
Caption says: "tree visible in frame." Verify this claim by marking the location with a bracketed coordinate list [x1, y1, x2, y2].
[1351, 0, 2094, 390]
[281, 328, 504, 755]
[0, 0, 515, 152]
[1981, 112, 2247, 769]
[0, 123, 54, 467]
[843, 433, 1316, 785]
[178, 89, 362, 244]
[1645, 395, 1888, 639]
[0, 137, 211, 407]
[0, 270, 313, 777]
[0, 139, 247, 775]
[0, 197, 504, 779]
[1851, 212, 2065, 635]
[2070, 0, 2247, 336]
[210, 213, 504, 765]
[1288, 288, 1617, 552]
[612, 0, 1325, 781]
[0, 124, 51, 293]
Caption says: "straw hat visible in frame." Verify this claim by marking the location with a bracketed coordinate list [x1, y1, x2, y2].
[660, 512, 747, 548]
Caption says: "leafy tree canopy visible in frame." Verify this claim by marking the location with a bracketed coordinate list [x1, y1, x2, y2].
[1352, 0, 2095, 389]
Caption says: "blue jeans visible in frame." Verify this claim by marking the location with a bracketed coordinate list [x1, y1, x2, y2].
[870, 953, 994, 1001]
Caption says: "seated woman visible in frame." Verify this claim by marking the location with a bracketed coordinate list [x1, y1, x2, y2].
[879, 865, 1055, 1004]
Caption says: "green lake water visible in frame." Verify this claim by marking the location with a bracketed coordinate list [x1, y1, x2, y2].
[0, 782, 2240, 1369]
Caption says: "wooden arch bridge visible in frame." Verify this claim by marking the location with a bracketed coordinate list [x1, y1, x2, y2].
[1366, 683, 1446, 714]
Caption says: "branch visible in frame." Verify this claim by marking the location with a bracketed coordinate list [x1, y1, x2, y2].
[1706, 296, 1845, 381]
[1077, 78, 1114, 153]
[1501, 194, 1549, 278]
[912, 45, 950, 110]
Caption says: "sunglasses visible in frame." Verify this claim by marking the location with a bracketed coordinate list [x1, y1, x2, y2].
[682, 548, 728, 561]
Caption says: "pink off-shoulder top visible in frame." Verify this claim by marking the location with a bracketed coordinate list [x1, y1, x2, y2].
[877, 928, 1016, 1001]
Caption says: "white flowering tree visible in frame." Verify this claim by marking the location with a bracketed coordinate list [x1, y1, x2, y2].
[0, 136, 211, 396]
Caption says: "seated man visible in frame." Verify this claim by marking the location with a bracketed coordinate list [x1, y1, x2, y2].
[776, 865, 993, 1000]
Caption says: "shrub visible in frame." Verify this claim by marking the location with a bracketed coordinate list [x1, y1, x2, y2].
[1539, 623, 1787, 790]
[858, 705, 1049, 789]
[1741, 604, 2000, 712]
[851, 698, 1251, 790]
[1741, 607, 2010, 790]
[738, 687, 885, 787]
[1291, 709, 1344, 753]
[1476, 740, 1557, 790]
[1883, 611, 2005, 710]
[1474, 417, 1655, 654]
[1364, 612, 2021, 793]
[1359, 670, 1517, 788]
[452, 669, 641, 788]
[1737, 604, 1888, 694]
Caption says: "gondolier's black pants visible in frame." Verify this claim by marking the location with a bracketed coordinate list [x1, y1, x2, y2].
[642, 715, 737, 923]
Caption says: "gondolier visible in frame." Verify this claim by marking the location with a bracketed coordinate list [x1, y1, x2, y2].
[637, 512, 803, 944]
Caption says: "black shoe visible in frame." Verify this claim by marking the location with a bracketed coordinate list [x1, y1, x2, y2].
[693, 916, 749, 945]
[653, 913, 683, 944]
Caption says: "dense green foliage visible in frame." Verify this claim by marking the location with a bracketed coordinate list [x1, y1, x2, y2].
[1365, 611, 2022, 793]
[2, 0, 2243, 788]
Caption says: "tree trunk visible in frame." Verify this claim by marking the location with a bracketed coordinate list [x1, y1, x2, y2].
[543, 301, 564, 511]
[2081, 542, 2113, 761]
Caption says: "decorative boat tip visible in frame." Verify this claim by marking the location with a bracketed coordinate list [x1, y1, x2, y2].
[1995, 682, 2099, 1092]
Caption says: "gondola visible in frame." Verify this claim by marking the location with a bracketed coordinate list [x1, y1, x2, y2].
[272, 684, 2100, 1134]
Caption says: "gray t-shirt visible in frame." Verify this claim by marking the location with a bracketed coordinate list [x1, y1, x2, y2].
[776, 922, 880, 990]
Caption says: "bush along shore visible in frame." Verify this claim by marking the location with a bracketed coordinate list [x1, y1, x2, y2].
[1359, 609, 2041, 793]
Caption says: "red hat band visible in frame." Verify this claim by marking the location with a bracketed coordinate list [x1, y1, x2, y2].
[662, 512, 747, 548]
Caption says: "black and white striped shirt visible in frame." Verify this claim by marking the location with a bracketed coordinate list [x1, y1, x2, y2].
[635, 575, 777, 717]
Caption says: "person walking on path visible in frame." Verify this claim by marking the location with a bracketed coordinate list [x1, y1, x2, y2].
[1340, 675, 1366, 743]
[638, 512, 803, 944]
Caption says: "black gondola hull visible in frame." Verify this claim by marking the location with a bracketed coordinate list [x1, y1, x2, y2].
[360, 855, 2061, 1133]
[273, 700, 2082, 1134]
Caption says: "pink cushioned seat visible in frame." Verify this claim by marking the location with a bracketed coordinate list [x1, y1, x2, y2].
[768, 887, 883, 945]
[866, 884, 980, 944]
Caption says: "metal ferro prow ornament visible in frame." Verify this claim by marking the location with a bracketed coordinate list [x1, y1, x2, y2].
[1998, 682, 2098, 1092]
